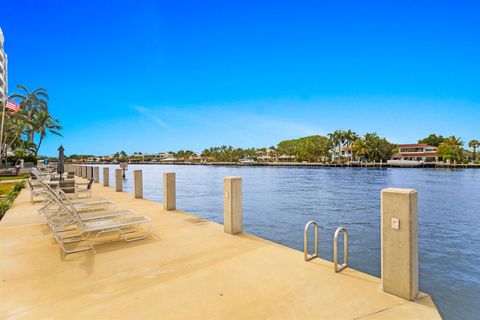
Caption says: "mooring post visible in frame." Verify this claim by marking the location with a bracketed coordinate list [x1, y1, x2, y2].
[134, 169, 143, 199]
[103, 167, 109, 186]
[381, 188, 419, 301]
[115, 169, 123, 192]
[86, 166, 92, 180]
[224, 176, 243, 235]
[163, 172, 176, 210]
[93, 167, 99, 183]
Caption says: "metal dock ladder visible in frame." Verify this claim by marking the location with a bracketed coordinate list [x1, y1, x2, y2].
[304, 221, 318, 261]
[333, 227, 348, 273]
[303, 221, 349, 273]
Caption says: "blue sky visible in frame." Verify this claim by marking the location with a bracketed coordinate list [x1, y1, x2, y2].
[2, 0, 479, 156]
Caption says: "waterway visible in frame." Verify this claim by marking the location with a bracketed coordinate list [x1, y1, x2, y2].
[99, 164, 480, 319]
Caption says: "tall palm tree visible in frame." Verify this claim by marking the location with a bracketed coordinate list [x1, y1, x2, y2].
[9, 85, 49, 143]
[352, 137, 369, 161]
[328, 130, 345, 162]
[343, 129, 358, 161]
[0, 111, 31, 167]
[31, 110, 62, 156]
[469, 140, 479, 160]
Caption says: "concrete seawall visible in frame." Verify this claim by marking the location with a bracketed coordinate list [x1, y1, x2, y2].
[0, 176, 441, 319]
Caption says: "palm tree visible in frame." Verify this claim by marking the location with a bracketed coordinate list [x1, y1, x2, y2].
[0, 111, 31, 167]
[328, 130, 345, 162]
[9, 85, 49, 143]
[31, 110, 62, 156]
[343, 129, 358, 161]
[469, 140, 479, 160]
[352, 138, 369, 161]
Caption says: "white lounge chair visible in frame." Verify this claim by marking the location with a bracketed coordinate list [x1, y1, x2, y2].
[76, 179, 94, 198]
[49, 190, 152, 254]
[40, 185, 135, 234]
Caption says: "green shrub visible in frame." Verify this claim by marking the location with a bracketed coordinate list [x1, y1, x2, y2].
[0, 182, 25, 220]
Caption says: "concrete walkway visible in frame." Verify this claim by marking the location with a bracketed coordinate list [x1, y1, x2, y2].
[0, 179, 441, 319]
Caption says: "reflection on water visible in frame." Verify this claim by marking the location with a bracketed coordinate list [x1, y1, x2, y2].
[99, 164, 480, 320]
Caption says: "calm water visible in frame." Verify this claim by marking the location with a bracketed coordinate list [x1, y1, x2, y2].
[99, 165, 480, 319]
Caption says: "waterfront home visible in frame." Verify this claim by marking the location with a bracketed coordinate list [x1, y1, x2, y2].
[256, 148, 277, 162]
[333, 145, 354, 161]
[130, 152, 145, 163]
[134, 152, 175, 162]
[391, 144, 438, 162]
[86, 156, 101, 163]
[278, 154, 295, 162]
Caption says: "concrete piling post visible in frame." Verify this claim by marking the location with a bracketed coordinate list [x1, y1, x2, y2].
[115, 169, 123, 192]
[163, 172, 176, 210]
[134, 170, 143, 199]
[82, 166, 87, 178]
[93, 167, 99, 183]
[86, 166, 92, 180]
[224, 176, 243, 235]
[381, 188, 419, 301]
[103, 167, 109, 186]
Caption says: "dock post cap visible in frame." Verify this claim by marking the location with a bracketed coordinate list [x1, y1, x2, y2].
[382, 188, 417, 194]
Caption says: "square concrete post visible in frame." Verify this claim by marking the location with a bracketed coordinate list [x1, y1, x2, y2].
[82, 166, 87, 178]
[86, 166, 92, 180]
[163, 172, 176, 210]
[115, 169, 123, 192]
[103, 167, 109, 186]
[381, 188, 419, 301]
[224, 176, 242, 235]
[93, 167, 100, 183]
[134, 169, 143, 199]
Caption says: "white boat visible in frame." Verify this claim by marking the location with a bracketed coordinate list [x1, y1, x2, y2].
[239, 157, 255, 163]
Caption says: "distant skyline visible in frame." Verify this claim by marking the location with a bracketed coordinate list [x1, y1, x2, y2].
[2, 1, 480, 156]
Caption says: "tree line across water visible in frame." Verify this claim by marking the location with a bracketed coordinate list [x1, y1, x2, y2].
[73, 131, 478, 164]
[196, 132, 478, 163]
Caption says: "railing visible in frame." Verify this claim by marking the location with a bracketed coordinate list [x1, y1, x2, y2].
[304, 221, 319, 261]
[333, 227, 348, 273]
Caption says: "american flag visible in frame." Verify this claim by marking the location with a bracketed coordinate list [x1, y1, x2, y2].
[5, 98, 20, 114]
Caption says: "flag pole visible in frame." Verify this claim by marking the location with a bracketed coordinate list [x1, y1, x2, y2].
[0, 95, 6, 169]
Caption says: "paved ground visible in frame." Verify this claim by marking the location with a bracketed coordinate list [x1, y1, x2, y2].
[0, 178, 441, 319]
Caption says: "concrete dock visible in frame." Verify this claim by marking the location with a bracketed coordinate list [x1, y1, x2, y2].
[0, 178, 441, 319]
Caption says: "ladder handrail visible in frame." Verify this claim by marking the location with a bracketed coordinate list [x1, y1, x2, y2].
[333, 227, 348, 272]
[304, 221, 319, 261]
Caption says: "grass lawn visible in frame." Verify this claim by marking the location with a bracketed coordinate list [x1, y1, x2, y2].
[0, 173, 30, 181]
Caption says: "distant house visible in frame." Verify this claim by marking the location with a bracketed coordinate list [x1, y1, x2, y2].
[333, 145, 354, 160]
[278, 154, 295, 162]
[140, 152, 174, 162]
[391, 144, 438, 162]
[130, 152, 144, 162]
[256, 148, 277, 162]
